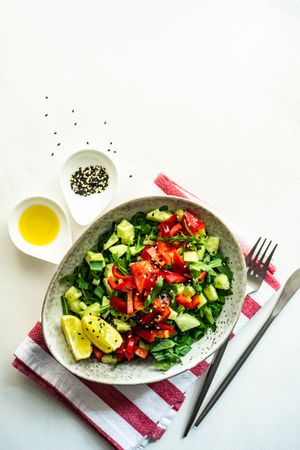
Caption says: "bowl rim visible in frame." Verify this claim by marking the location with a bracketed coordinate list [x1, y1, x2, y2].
[42, 195, 246, 384]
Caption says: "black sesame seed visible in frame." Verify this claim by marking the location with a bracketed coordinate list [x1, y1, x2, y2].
[129, 175, 133, 178]
[57, 143, 61, 146]
[45, 114, 48, 117]
[54, 131, 57, 135]
[51, 153, 54, 156]
[113, 150, 116, 153]
[74, 122, 77, 126]
[86, 141, 89, 145]
[104, 121, 107, 124]
[110, 142, 112, 145]
[72, 109, 75, 113]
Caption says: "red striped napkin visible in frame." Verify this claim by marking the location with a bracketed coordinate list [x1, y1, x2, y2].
[12, 174, 281, 450]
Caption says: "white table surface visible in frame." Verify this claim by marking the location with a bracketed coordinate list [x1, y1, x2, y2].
[1, 1, 300, 449]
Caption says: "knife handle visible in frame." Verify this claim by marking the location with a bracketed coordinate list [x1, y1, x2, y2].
[194, 314, 275, 427]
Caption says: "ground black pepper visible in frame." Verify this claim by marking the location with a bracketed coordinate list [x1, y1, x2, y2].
[70, 164, 109, 196]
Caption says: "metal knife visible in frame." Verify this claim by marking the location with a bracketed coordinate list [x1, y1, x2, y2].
[193, 267, 300, 428]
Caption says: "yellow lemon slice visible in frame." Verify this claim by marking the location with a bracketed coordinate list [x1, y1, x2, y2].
[61, 315, 92, 361]
[81, 315, 123, 353]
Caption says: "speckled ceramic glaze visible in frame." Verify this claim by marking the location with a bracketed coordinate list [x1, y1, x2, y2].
[42, 196, 246, 385]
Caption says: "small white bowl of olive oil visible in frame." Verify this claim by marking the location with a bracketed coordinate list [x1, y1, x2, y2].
[8, 196, 72, 264]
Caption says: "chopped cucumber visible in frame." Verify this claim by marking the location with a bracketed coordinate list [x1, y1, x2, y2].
[92, 278, 100, 286]
[205, 236, 220, 256]
[168, 307, 178, 320]
[94, 285, 105, 299]
[79, 302, 101, 318]
[197, 245, 206, 261]
[117, 219, 135, 245]
[203, 284, 219, 301]
[175, 208, 184, 221]
[104, 263, 114, 279]
[143, 238, 156, 245]
[103, 278, 113, 296]
[102, 296, 110, 307]
[85, 251, 106, 271]
[175, 313, 201, 332]
[214, 273, 230, 290]
[113, 318, 131, 332]
[197, 292, 207, 308]
[79, 301, 87, 310]
[139, 340, 150, 351]
[183, 285, 196, 297]
[103, 233, 119, 250]
[130, 245, 144, 256]
[183, 251, 199, 263]
[146, 208, 172, 222]
[64, 286, 82, 314]
[102, 355, 118, 364]
[109, 244, 128, 257]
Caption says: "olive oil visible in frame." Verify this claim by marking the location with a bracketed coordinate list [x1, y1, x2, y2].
[18, 204, 60, 245]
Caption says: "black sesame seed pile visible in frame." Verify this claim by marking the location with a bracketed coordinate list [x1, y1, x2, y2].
[70, 165, 109, 196]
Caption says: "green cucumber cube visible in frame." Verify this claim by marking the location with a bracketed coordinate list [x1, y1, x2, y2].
[175, 313, 201, 332]
[203, 284, 219, 301]
[117, 219, 135, 245]
[214, 273, 230, 290]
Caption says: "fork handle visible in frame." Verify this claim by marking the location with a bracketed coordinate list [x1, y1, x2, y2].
[194, 314, 275, 427]
[183, 336, 230, 437]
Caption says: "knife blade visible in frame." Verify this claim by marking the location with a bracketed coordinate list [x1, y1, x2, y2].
[193, 267, 300, 428]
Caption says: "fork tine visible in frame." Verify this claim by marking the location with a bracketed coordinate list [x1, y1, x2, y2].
[253, 240, 272, 275]
[258, 243, 278, 279]
[248, 238, 266, 273]
[245, 237, 261, 266]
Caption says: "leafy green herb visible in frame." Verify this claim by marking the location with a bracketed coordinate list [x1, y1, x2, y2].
[151, 339, 176, 352]
[90, 261, 105, 271]
[61, 295, 69, 315]
[144, 277, 164, 309]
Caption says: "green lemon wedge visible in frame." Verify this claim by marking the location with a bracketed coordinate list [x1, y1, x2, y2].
[61, 315, 93, 361]
[81, 315, 123, 353]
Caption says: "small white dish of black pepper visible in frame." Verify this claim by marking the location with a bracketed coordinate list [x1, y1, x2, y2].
[60, 149, 118, 226]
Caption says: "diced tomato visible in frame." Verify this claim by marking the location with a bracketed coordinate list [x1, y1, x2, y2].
[130, 261, 157, 293]
[133, 291, 144, 311]
[139, 310, 157, 324]
[108, 276, 135, 292]
[93, 347, 105, 361]
[182, 209, 205, 236]
[135, 347, 149, 359]
[141, 245, 152, 261]
[161, 213, 178, 228]
[155, 306, 171, 322]
[155, 329, 170, 338]
[146, 246, 166, 267]
[176, 293, 200, 309]
[199, 271, 207, 281]
[111, 296, 128, 314]
[169, 223, 182, 237]
[135, 328, 157, 342]
[124, 335, 139, 360]
[160, 270, 186, 284]
[158, 222, 170, 237]
[173, 250, 187, 275]
[156, 322, 176, 335]
[156, 241, 174, 265]
[112, 265, 131, 280]
[153, 295, 170, 308]
[127, 291, 134, 315]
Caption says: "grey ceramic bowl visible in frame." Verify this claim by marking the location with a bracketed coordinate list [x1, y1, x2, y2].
[42, 196, 246, 385]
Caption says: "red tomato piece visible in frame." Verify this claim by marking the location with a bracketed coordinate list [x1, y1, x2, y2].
[130, 261, 157, 293]
[111, 296, 128, 314]
[146, 246, 166, 267]
[160, 270, 186, 284]
[93, 347, 105, 361]
[169, 223, 182, 237]
[112, 265, 131, 280]
[135, 328, 157, 342]
[127, 291, 134, 315]
[173, 250, 187, 275]
[199, 271, 207, 281]
[161, 213, 178, 228]
[155, 322, 176, 334]
[108, 276, 135, 292]
[133, 291, 144, 311]
[135, 347, 149, 359]
[182, 209, 205, 236]
[176, 293, 200, 309]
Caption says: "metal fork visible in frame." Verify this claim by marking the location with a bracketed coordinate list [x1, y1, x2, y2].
[183, 237, 278, 437]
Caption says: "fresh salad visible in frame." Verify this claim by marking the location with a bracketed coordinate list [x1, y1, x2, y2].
[60, 206, 233, 371]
